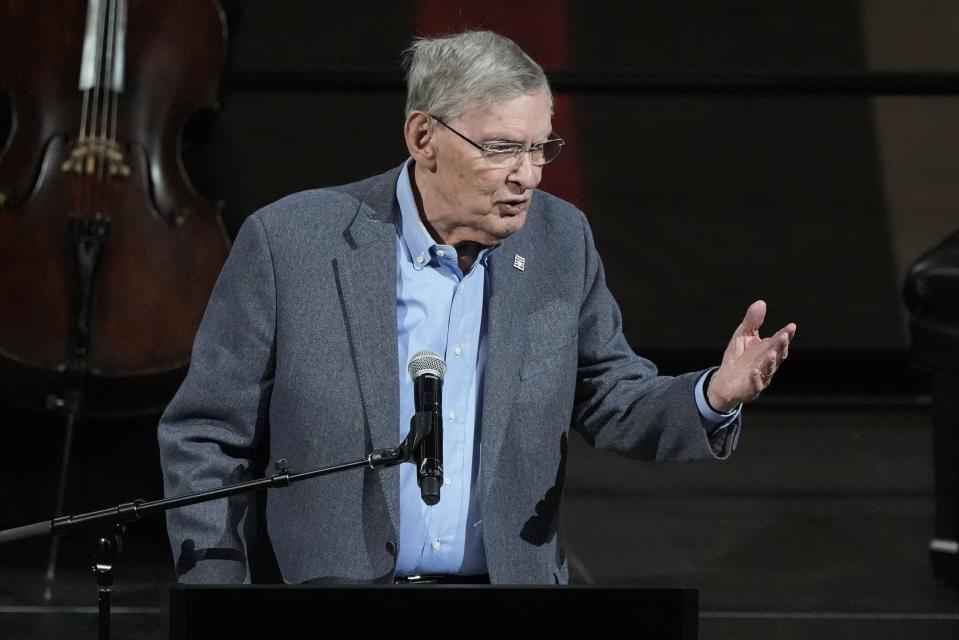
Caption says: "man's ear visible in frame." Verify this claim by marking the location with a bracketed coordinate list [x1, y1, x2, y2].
[404, 111, 437, 169]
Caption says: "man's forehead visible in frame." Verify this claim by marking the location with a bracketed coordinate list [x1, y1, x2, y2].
[457, 91, 554, 139]
[458, 89, 553, 117]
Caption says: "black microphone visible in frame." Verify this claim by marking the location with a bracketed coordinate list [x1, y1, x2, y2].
[407, 350, 446, 506]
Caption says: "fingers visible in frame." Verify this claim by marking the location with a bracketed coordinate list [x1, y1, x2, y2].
[755, 323, 796, 360]
[746, 351, 778, 399]
[737, 299, 767, 336]
[779, 322, 797, 344]
[773, 323, 797, 361]
[747, 368, 765, 400]
[753, 337, 788, 393]
[762, 349, 779, 380]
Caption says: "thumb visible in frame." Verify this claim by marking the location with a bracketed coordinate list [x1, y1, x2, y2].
[738, 299, 767, 336]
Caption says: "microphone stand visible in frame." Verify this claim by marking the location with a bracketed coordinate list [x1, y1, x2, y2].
[0, 412, 436, 640]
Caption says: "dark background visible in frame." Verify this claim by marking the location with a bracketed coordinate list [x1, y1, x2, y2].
[174, 0, 953, 394]
[1, 1, 958, 638]
[3, 1, 947, 360]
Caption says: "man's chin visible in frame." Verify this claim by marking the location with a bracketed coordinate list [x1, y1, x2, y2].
[485, 214, 526, 244]
[455, 209, 528, 246]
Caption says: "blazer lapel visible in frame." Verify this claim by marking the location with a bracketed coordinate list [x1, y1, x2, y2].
[332, 168, 402, 535]
[479, 222, 535, 502]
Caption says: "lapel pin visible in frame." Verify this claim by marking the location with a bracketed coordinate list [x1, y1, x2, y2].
[513, 254, 526, 271]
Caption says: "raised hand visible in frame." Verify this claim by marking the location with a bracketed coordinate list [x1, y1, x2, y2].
[706, 300, 796, 412]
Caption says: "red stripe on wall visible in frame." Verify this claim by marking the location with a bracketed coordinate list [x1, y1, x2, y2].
[413, 1, 585, 209]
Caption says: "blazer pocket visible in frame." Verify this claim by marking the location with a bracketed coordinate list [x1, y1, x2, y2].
[520, 300, 577, 380]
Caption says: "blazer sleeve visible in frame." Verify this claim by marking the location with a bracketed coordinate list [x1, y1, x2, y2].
[570, 215, 739, 461]
[157, 214, 277, 583]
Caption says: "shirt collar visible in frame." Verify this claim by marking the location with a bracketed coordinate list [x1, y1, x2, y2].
[395, 159, 438, 271]
[394, 158, 497, 270]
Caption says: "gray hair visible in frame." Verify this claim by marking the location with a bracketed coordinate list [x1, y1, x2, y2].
[403, 30, 552, 119]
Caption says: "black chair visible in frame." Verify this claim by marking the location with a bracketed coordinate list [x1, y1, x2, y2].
[904, 228, 959, 587]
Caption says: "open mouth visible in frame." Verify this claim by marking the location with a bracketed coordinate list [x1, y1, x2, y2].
[498, 200, 529, 216]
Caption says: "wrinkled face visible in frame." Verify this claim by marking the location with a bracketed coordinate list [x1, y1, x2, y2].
[429, 89, 553, 245]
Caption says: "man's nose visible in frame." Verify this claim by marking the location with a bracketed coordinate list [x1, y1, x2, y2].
[509, 152, 540, 189]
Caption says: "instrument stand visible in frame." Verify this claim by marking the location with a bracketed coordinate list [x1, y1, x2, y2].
[42, 217, 110, 601]
[42, 391, 79, 601]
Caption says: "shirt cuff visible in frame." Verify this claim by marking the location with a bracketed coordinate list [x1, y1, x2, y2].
[695, 367, 742, 430]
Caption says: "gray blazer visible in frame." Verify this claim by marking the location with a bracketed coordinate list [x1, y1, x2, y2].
[158, 163, 739, 585]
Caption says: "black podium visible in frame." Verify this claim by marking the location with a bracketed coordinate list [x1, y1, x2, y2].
[169, 585, 698, 638]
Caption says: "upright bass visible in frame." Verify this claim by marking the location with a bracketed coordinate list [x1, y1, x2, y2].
[0, 0, 231, 416]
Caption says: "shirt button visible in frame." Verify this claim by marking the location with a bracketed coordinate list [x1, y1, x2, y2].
[444, 477, 452, 487]
[431, 539, 442, 551]
[458, 283, 464, 291]
[415, 255, 424, 264]
[448, 410, 456, 421]
[436, 249, 445, 257]
[453, 345, 462, 357]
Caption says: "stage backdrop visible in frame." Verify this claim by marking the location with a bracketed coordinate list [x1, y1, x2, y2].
[3, 0, 957, 389]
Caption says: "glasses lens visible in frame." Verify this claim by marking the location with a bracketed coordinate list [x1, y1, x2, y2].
[536, 138, 565, 165]
[483, 138, 565, 167]
[484, 145, 524, 167]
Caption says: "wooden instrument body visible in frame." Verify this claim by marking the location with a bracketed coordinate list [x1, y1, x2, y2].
[0, 1, 232, 415]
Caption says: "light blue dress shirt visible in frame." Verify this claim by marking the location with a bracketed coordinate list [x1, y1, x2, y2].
[394, 161, 493, 576]
[393, 160, 740, 577]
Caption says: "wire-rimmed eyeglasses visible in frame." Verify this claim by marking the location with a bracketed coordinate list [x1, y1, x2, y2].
[432, 116, 565, 167]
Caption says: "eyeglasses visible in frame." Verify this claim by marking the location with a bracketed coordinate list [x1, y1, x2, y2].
[432, 116, 565, 167]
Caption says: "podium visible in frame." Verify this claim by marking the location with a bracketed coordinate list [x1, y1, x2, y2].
[169, 585, 698, 638]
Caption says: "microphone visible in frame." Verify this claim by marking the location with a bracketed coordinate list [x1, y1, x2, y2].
[407, 350, 446, 506]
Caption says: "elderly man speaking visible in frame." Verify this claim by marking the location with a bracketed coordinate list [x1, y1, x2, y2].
[158, 30, 795, 585]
